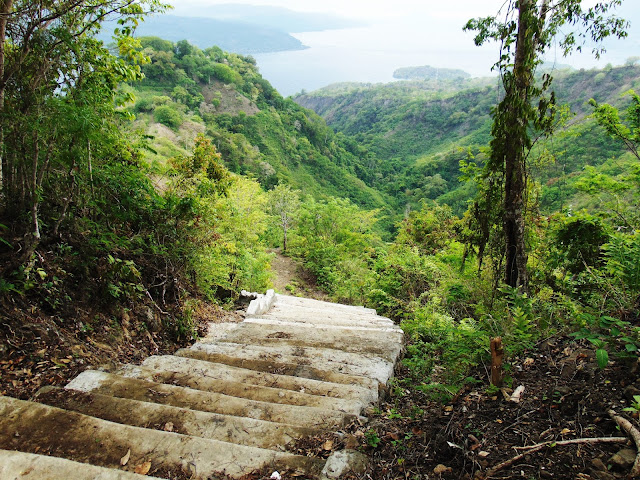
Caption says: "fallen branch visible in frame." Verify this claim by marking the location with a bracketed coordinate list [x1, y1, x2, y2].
[608, 409, 640, 477]
[484, 437, 628, 479]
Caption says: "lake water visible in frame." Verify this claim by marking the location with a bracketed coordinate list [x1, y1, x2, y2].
[253, 8, 640, 97]
[253, 23, 498, 96]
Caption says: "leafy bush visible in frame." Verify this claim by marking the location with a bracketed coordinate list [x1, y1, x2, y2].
[211, 63, 242, 85]
[154, 105, 183, 129]
[552, 213, 610, 274]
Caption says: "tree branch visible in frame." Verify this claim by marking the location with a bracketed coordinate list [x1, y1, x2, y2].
[484, 436, 628, 478]
[608, 409, 640, 477]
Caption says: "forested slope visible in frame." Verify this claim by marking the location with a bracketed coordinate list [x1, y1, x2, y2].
[295, 64, 640, 213]
[131, 37, 389, 210]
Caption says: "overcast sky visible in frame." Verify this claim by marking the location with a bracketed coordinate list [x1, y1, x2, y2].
[173, 0, 506, 21]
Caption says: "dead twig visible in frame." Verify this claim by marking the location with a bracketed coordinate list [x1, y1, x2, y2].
[484, 436, 628, 479]
[608, 409, 640, 477]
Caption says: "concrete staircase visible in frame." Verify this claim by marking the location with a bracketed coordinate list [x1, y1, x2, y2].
[0, 292, 403, 479]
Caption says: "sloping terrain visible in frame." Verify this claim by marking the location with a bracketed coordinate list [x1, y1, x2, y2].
[0, 293, 404, 479]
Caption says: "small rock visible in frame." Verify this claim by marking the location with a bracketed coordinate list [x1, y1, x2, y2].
[145, 307, 161, 332]
[591, 458, 607, 472]
[608, 448, 637, 470]
[623, 385, 640, 402]
[434, 464, 452, 475]
[590, 470, 616, 480]
[321, 450, 367, 479]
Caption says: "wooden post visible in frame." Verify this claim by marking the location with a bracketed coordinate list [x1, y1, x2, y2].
[490, 337, 504, 387]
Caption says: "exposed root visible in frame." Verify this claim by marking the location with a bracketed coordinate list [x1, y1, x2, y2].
[484, 436, 628, 479]
[608, 409, 640, 477]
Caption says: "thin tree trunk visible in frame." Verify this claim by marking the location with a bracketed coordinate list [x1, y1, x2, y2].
[503, 0, 533, 291]
[0, 0, 14, 202]
[30, 131, 41, 242]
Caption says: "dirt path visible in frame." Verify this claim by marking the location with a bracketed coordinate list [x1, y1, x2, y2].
[269, 249, 329, 301]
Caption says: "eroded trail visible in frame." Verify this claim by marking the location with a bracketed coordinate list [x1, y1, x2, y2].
[0, 292, 403, 479]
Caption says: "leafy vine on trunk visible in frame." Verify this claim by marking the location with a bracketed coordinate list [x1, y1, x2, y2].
[464, 0, 628, 292]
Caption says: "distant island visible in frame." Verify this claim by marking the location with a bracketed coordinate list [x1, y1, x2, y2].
[99, 15, 306, 54]
[393, 65, 471, 81]
[97, 4, 365, 56]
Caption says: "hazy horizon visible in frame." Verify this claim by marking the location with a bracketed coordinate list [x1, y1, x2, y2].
[166, 1, 640, 95]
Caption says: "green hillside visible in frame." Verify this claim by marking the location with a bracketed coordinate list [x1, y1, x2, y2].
[130, 37, 389, 211]
[295, 65, 640, 213]
[3, 7, 640, 467]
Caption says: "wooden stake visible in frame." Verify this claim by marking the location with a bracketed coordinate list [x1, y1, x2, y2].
[490, 337, 503, 387]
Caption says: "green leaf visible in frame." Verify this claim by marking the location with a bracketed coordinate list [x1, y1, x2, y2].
[595, 349, 609, 369]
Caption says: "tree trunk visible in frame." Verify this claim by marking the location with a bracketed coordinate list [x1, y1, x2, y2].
[502, 0, 534, 291]
[0, 0, 14, 202]
[490, 337, 504, 386]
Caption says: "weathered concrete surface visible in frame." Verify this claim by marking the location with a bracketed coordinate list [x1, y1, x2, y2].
[177, 341, 395, 384]
[274, 294, 377, 314]
[214, 321, 403, 361]
[246, 288, 276, 315]
[0, 449, 164, 480]
[36, 386, 314, 449]
[0, 293, 404, 479]
[67, 370, 359, 428]
[266, 303, 394, 326]
[118, 356, 364, 412]
[0, 396, 324, 479]
[153, 351, 378, 402]
[178, 344, 380, 393]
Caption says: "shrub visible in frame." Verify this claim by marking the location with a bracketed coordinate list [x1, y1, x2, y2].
[154, 105, 183, 129]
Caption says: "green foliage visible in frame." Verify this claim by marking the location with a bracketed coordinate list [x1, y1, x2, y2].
[104, 256, 145, 300]
[499, 286, 538, 354]
[154, 104, 184, 129]
[365, 430, 381, 448]
[603, 233, 640, 293]
[366, 245, 440, 319]
[396, 204, 456, 255]
[552, 213, 611, 274]
[590, 90, 640, 161]
[211, 63, 243, 85]
[571, 314, 640, 368]
[622, 395, 640, 414]
[267, 184, 301, 251]
[402, 311, 490, 385]
[289, 197, 381, 302]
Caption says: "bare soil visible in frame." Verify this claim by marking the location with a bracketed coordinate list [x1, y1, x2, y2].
[270, 249, 330, 301]
[291, 335, 640, 480]
[0, 295, 225, 401]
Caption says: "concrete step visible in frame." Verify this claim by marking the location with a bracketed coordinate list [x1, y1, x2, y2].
[0, 293, 403, 479]
[274, 294, 377, 314]
[117, 356, 364, 413]
[36, 386, 315, 450]
[181, 341, 395, 385]
[246, 316, 401, 334]
[267, 303, 394, 326]
[0, 396, 323, 479]
[178, 344, 380, 396]
[168, 349, 379, 404]
[0, 449, 164, 480]
[216, 321, 404, 362]
[66, 370, 358, 429]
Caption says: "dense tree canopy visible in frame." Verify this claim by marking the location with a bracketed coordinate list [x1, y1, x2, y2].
[0, 0, 168, 266]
